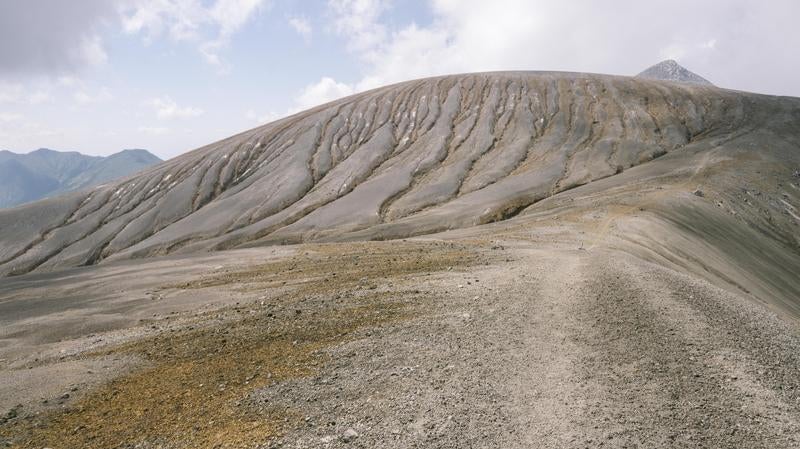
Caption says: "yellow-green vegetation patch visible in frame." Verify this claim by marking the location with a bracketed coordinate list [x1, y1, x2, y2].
[170, 240, 481, 293]
[1, 240, 481, 448]
[3, 295, 411, 448]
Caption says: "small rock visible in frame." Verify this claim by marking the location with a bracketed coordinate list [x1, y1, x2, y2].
[693, 189, 704, 197]
[341, 428, 359, 442]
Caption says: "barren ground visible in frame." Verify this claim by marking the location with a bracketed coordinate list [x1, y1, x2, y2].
[1, 220, 799, 448]
[1, 69, 799, 449]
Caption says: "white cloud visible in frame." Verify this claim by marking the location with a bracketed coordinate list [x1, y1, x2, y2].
[0, 82, 54, 105]
[0, 0, 113, 76]
[0, 117, 64, 147]
[293, 77, 355, 112]
[204, 0, 267, 67]
[0, 82, 24, 103]
[289, 16, 313, 43]
[57, 76, 80, 88]
[122, 0, 207, 41]
[148, 96, 204, 119]
[77, 34, 109, 67]
[74, 87, 113, 105]
[257, 76, 356, 121]
[28, 91, 52, 105]
[245, 109, 281, 124]
[659, 43, 688, 62]
[701, 38, 718, 50]
[210, 0, 265, 37]
[328, 0, 388, 52]
[0, 112, 23, 122]
[199, 40, 225, 67]
[138, 126, 170, 135]
[123, 0, 268, 67]
[321, 0, 800, 97]
[326, 0, 562, 91]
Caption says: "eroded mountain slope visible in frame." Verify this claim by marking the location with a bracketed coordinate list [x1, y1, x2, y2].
[0, 71, 797, 276]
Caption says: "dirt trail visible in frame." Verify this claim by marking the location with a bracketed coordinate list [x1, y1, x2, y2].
[503, 244, 800, 448]
[587, 148, 718, 250]
[245, 240, 800, 448]
[504, 248, 603, 447]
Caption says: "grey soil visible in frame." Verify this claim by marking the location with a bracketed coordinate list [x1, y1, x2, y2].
[1, 235, 799, 448]
[1, 69, 799, 448]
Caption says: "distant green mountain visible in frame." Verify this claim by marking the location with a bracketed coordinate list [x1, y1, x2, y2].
[0, 148, 161, 209]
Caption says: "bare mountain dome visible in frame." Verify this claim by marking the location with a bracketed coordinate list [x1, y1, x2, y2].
[637, 59, 714, 86]
[0, 70, 798, 277]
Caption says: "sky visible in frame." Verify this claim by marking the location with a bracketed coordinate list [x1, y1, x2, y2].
[0, 0, 798, 160]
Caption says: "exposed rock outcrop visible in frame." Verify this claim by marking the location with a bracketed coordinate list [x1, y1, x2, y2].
[637, 59, 714, 85]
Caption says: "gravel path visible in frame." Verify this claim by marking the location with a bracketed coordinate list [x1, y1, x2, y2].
[247, 241, 800, 448]
[2, 238, 800, 448]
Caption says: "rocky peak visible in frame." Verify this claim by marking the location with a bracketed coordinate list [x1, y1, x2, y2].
[637, 59, 714, 86]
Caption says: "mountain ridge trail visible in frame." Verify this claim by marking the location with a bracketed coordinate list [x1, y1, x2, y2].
[2, 236, 800, 447]
[503, 243, 800, 448]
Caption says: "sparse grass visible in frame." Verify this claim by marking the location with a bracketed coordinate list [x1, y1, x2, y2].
[168, 241, 479, 293]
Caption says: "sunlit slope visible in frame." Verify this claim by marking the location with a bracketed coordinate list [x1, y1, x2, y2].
[0, 71, 798, 276]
